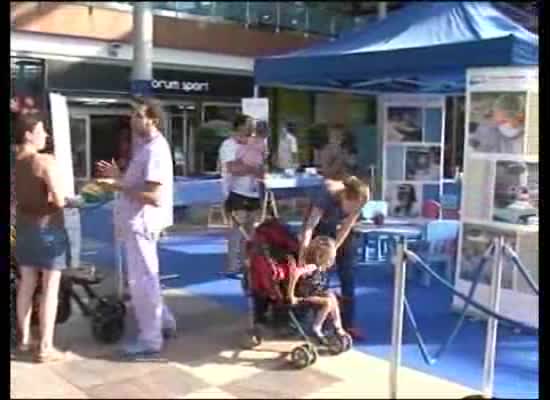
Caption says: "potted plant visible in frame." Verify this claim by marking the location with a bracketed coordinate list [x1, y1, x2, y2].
[303, 123, 329, 166]
[195, 120, 232, 173]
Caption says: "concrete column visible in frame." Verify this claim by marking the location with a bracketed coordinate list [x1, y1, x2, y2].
[378, 2, 387, 20]
[132, 2, 154, 81]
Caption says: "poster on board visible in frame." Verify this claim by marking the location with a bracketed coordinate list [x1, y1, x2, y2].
[49, 92, 75, 198]
[460, 223, 516, 289]
[386, 106, 423, 142]
[467, 67, 538, 156]
[405, 146, 441, 181]
[493, 161, 538, 225]
[467, 92, 526, 155]
[384, 182, 422, 218]
[381, 94, 445, 218]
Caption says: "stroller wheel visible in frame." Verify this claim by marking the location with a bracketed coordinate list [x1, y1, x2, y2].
[96, 296, 127, 315]
[341, 334, 353, 351]
[303, 343, 318, 364]
[291, 345, 314, 369]
[327, 335, 345, 355]
[91, 297, 126, 344]
[91, 313, 125, 344]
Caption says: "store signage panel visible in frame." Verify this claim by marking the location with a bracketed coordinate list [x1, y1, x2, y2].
[46, 60, 253, 98]
[150, 80, 210, 93]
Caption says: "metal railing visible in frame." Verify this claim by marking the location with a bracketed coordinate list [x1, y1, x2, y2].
[80, 2, 373, 38]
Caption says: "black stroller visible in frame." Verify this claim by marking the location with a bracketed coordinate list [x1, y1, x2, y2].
[10, 221, 126, 347]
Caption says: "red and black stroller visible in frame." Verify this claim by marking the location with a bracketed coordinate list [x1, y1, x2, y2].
[233, 217, 352, 369]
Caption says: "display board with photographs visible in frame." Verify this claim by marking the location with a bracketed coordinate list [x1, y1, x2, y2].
[455, 221, 539, 327]
[381, 94, 445, 218]
[454, 67, 539, 328]
[462, 67, 539, 228]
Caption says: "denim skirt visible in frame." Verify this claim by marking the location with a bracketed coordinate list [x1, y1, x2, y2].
[15, 222, 69, 270]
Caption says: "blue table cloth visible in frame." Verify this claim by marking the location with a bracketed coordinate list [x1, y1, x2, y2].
[354, 222, 425, 264]
[263, 173, 324, 199]
[174, 177, 224, 207]
[173, 174, 324, 207]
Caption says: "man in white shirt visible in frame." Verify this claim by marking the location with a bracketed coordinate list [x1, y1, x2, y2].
[276, 122, 299, 170]
[97, 99, 175, 357]
[219, 114, 264, 273]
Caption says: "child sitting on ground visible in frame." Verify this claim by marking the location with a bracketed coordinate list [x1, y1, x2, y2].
[286, 236, 347, 342]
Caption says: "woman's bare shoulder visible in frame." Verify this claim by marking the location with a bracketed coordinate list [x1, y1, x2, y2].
[33, 154, 58, 173]
[35, 153, 56, 164]
[324, 178, 344, 193]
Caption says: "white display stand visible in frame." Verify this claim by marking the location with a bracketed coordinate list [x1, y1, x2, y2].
[380, 94, 446, 219]
[242, 97, 269, 123]
[453, 66, 539, 328]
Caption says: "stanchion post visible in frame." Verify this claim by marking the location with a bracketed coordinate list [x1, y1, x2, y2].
[113, 192, 125, 300]
[390, 236, 407, 399]
[482, 236, 504, 398]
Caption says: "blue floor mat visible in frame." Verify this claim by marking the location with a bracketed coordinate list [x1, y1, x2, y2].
[83, 229, 539, 398]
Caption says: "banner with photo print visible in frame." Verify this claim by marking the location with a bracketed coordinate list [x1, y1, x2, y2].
[453, 66, 538, 327]
[381, 94, 445, 219]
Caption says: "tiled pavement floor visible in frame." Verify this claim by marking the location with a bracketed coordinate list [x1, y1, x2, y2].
[11, 289, 479, 399]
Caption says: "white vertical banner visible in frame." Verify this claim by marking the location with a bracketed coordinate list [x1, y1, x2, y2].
[49, 92, 75, 198]
[453, 66, 539, 328]
[242, 97, 269, 121]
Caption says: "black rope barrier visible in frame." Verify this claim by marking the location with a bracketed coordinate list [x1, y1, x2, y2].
[404, 249, 538, 334]
[503, 244, 539, 296]
[402, 241, 497, 365]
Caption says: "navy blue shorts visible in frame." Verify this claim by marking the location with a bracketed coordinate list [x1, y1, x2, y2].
[15, 222, 69, 270]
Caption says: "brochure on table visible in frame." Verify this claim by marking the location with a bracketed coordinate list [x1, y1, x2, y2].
[454, 66, 539, 328]
[381, 94, 446, 219]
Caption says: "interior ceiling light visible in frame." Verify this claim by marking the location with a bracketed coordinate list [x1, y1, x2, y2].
[75, 97, 119, 105]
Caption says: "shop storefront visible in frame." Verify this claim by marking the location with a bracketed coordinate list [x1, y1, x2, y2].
[44, 59, 253, 185]
[10, 57, 47, 118]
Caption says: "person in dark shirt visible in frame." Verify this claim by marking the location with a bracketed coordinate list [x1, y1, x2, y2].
[298, 175, 370, 340]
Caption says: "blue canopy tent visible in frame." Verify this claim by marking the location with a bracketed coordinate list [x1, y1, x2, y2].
[254, 2, 538, 94]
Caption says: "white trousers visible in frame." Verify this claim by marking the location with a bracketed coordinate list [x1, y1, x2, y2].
[226, 209, 259, 273]
[123, 232, 174, 350]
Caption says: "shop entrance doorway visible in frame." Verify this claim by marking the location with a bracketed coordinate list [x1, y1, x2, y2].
[69, 106, 131, 191]
[163, 104, 197, 176]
